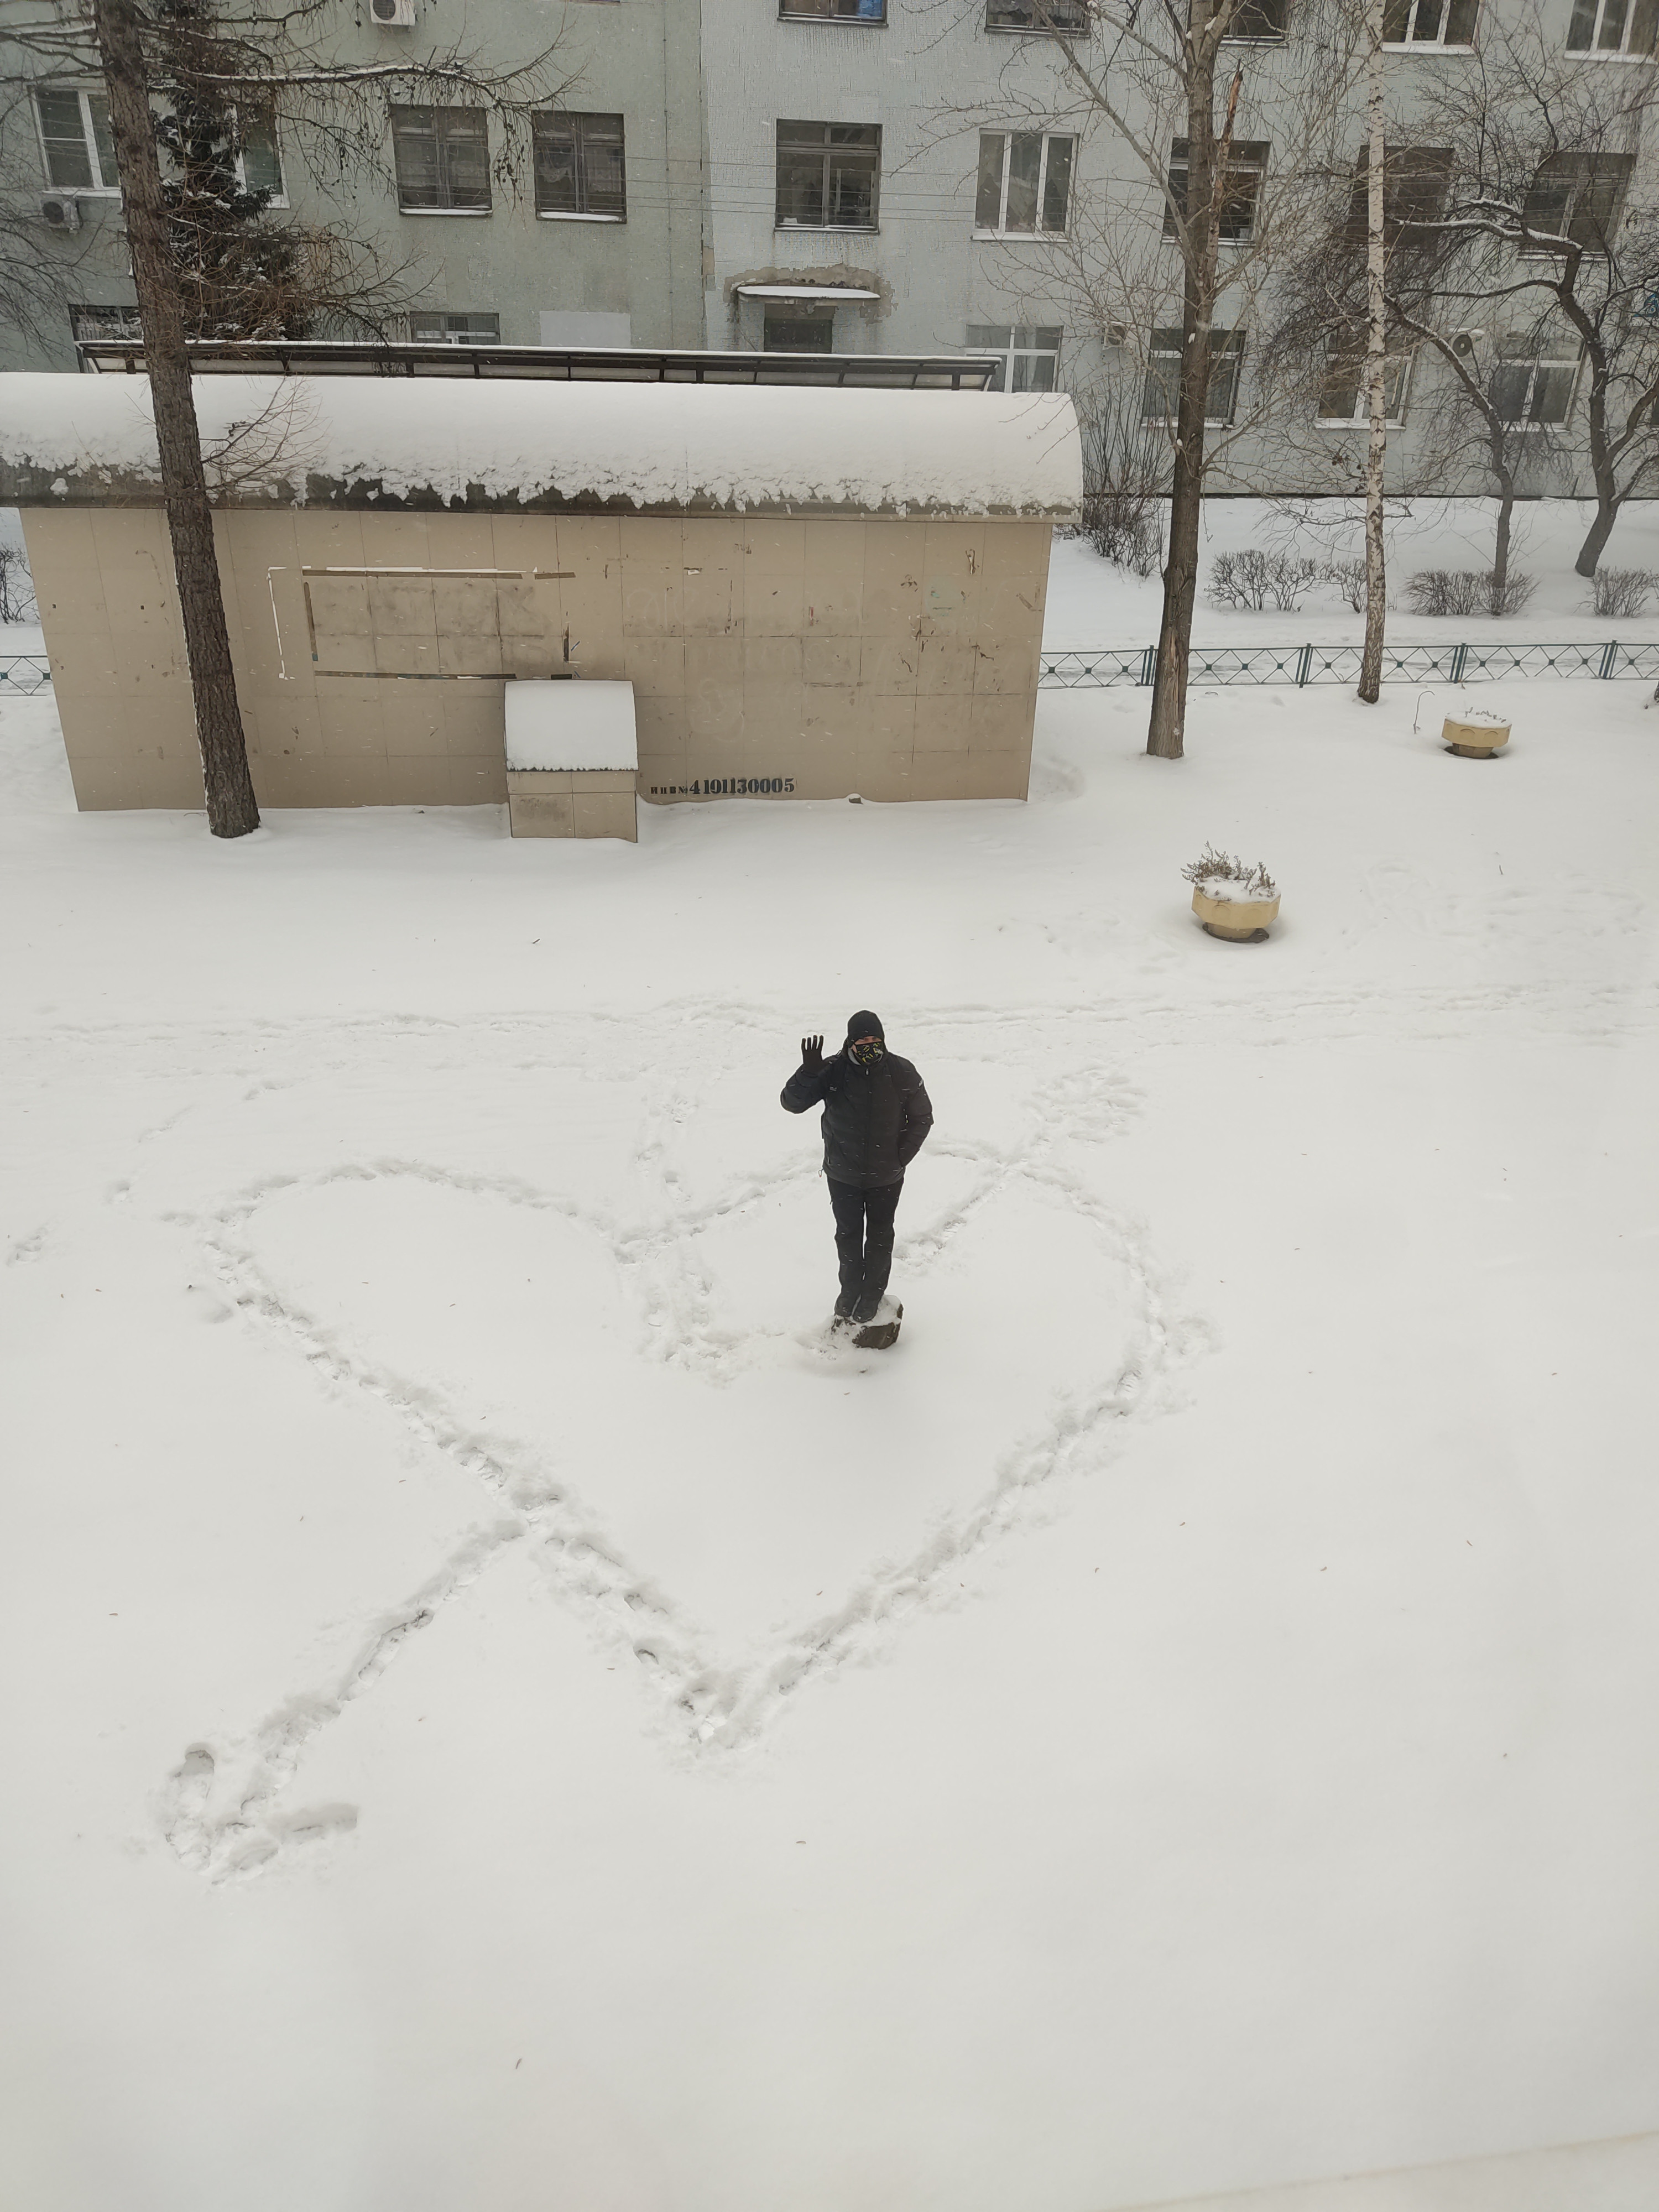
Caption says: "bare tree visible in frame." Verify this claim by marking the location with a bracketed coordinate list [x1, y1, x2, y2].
[2, 0, 570, 834]
[926, 0, 1359, 758]
[1404, 15, 1659, 577]
[1358, 0, 1385, 702]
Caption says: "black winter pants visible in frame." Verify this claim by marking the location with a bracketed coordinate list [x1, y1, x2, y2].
[827, 1176, 902, 1317]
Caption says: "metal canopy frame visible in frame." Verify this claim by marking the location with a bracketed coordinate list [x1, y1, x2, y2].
[76, 338, 1003, 390]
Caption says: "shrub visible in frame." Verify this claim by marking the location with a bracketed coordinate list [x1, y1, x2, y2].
[1080, 492, 1162, 577]
[1209, 547, 1322, 613]
[1324, 557, 1366, 612]
[1181, 844, 1277, 900]
[1588, 567, 1656, 619]
[1404, 568, 1536, 619]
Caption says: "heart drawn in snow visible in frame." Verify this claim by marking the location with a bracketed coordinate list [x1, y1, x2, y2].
[163, 1094, 1196, 1882]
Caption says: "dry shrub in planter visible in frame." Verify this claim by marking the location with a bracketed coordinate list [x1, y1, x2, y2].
[1181, 845, 1280, 941]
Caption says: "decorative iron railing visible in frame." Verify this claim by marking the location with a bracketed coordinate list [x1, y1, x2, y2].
[0, 656, 51, 695]
[1039, 640, 1659, 687]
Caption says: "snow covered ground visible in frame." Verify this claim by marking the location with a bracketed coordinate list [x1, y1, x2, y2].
[2, 504, 1658, 2211]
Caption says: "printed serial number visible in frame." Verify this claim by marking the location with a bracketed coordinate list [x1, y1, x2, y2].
[646, 777, 796, 797]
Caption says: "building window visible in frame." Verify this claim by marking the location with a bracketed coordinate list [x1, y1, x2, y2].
[70, 302, 143, 347]
[1223, 0, 1289, 39]
[235, 112, 286, 203]
[975, 132, 1074, 234]
[985, 0, 1090, 31]
[1490, 346, 1578, 424]
[409, 312, 501, 344]
[534, 112, 625, 220]
[1316, 346, 1412, 424]
[781, 0, 886, 19]
[392, 106, 491, 213]
[35, 87, 119, 192]
[1567, 0, 1657, 50]
[1343, 144, 1453, 240]
[1521, 150, 1632, 252]
[775, 121, 880, 229]
[966, 322, 1062, 391]
[1164, 139, 1269, 243]
[1383, 0, 1479, 45]
[1142, 327, 1245, 424]
[764, 309, 836, 352]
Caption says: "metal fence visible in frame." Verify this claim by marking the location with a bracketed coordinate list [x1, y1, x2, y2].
[1040, 640, 1659, 688]
[0, 656, 51, 695]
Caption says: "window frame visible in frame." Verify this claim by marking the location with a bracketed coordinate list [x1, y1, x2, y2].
[1566, 0, 1658, 54]
[407, 312, 502, 345]
[973, 130, 1075, 237]
[984, 0, 1091, 34]
[232, 109, 288, 208]
[1519, 149, 1633, 256]
[533, 109, 627, 222]
[965, 322, 1064, 392]
[1164, 137, 1270, 245]
[779, 0, 888, 22]
[70, 302, 143, 349]
[34, 85, 120, 195]
[391, 104, 493, 216]
[1489, 346, 1580, 426]
[1220, 0, 1290, 41]
[774, 119, 882, 232]
[1313, 346, 1413, 426]
[1382, 0, 1480, 49]
[1142, 326, 1246, 425]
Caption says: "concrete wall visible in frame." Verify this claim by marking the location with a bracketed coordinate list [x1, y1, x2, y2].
[21, 504, 1051, 810]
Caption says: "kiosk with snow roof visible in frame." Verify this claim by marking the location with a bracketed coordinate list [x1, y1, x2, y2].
[0, 349, 1081, 818]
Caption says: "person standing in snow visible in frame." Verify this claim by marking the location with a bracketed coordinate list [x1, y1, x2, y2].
[781, 1012, 933, 1326]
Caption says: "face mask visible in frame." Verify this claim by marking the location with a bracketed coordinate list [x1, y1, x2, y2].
[851, 1039, 884, 1067]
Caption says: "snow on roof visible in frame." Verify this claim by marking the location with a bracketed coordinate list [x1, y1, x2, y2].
[505, 680, 638, 774]
[0, 372, 1081, 518]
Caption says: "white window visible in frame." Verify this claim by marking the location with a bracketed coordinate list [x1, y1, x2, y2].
[1383, 0, 1478, 45]
[1567, 0, 1657, 50]
[1316, 348, 1412, 425]
[1164, 138, 1269, 243]
[1142, 327, 1245, 424]
[409, 312, 501, 344]
[1490, 347, 1578, 425]
[35, 86, 119, 193]
[235, 112, 286, 204]
[974, 132, 1074, 235]
[966, 322, 1062, 391]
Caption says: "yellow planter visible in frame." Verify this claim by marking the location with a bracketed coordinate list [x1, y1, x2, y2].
[1442, 713, 1511, 758]
[1192, 886, 1280, 941]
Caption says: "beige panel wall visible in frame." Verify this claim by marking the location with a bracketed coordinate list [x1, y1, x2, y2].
[23, 506, 1052, 812]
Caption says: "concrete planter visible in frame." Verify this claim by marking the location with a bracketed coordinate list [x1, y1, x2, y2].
[1192, 885, 1281, 942]
[1442, 711, 1511, 759]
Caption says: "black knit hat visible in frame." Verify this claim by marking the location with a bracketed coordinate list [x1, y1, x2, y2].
[846, 1010, 884, 1042]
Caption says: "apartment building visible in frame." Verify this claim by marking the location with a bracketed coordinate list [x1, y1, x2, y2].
[1, 0, 710, 371]
[3, 0, 1649, 495]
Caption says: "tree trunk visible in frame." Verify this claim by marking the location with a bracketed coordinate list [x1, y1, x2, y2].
[1146, 40, 1226, 761]
[1358, 0, 1387, 705]
[1574, 498, 1619, 578]
[91, 0, 259, 838]
[1493, 483, 1513, 597]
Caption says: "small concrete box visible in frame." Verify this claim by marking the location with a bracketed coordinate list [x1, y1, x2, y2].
[505, 679, 638, 841]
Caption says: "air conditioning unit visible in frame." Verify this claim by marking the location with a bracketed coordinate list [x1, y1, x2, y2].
[369, 0, 416, 23]
[1104, 320, 1131, 347]
[40, 192, 82, 232]
[1450, 327, 1488, 359]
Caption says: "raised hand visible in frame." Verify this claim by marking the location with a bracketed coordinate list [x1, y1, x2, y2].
[800, 1035, 824, 1070]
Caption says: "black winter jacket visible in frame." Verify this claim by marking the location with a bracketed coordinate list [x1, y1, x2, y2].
[781, 1047, 933, 1190]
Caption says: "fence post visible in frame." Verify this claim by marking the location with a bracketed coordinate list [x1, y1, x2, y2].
[1449, 643, 1467, 684]
[1295, 644, 1312, 687]
[1600, 638, 1618, 680]
[1139, 645, 1155, 686]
